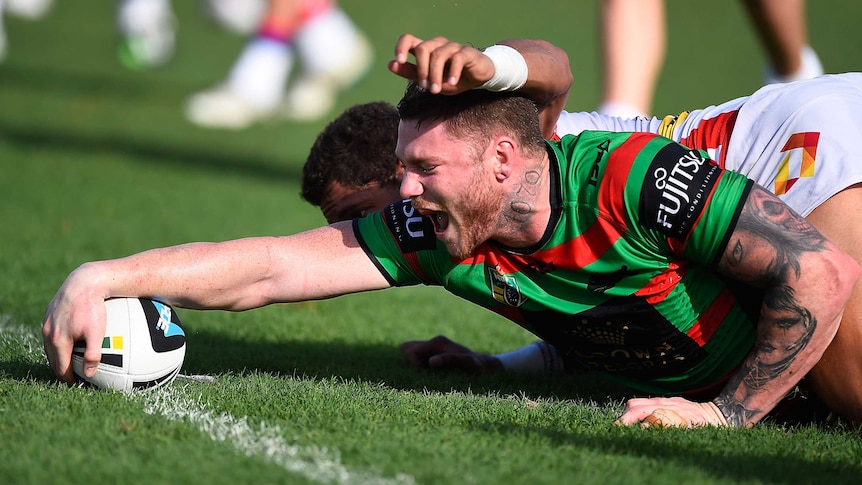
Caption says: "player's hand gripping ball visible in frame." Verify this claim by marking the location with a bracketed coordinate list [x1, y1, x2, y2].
[642, 408, 689, 428]
[71, 297, 186, 392]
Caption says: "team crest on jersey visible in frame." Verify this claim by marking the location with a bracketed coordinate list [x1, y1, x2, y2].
[383, 199, 437, 253]
[488, 265, 527, 307]
[639, 144, 721, 241]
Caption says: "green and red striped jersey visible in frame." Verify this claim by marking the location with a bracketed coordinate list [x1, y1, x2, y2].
[354, 131, 758, 395]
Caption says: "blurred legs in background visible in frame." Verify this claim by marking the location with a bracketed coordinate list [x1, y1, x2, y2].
[202, 0, 267, 36]
[596, 0, 666, 119]
[0, 0, 54, 63]
[4, 0, 52, 18]
[0, 1, 5, 62]
[0, 0, 370, 127]
[185, 0, 372, 129]
[117, 0, 274, 71]
[597, 0, 823, 118]
[116, 0, 177, 70]
[741, 0, 823, 84]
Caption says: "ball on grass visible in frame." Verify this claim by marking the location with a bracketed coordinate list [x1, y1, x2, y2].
[71, 297, 186, 392]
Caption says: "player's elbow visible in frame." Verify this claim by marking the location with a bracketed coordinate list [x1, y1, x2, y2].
[819, 247, 860, 312]
[836, 251, 860, 302]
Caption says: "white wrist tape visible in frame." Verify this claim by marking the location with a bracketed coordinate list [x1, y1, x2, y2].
[494, 341, 564, 373]
[477, 44, 528, 92]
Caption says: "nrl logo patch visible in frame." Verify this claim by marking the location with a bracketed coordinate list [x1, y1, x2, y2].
[488, 265, 528, 307]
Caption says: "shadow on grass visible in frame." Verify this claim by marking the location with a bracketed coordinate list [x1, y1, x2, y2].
[0, 325, 624, 403]
[474, 420, 861, 484]
[0, 118, 302, 185]
[180, 327, 629, 403]
[0, 360, 55, 384]
[180, 327, 842, 428]
[1, 325, 843, 431]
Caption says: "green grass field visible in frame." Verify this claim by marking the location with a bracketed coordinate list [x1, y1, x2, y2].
[2, 1, 862, 484]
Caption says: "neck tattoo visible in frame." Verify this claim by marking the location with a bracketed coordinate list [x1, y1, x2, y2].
[506, 165, 544, 225]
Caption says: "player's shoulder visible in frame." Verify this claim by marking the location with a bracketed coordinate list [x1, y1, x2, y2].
[555, 129, 640, 148]
[557, 130, 666, 156]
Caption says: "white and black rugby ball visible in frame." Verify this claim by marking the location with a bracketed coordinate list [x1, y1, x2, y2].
[72, 297, 186, 392]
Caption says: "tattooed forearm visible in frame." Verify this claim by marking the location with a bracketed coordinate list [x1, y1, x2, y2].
[713, 392, 758, 427]
[717, 283, 817, 424]
[714, 185, 826, 427]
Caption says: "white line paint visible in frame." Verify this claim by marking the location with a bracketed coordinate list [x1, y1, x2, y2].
[1, 316, 415, 485]
[140, 389, 415, 485]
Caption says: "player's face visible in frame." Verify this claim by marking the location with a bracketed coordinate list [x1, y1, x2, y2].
[396, 119, 505, 259]
[320, 181, 402, 224]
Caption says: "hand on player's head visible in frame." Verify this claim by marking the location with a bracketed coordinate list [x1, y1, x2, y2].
[389, 33, 495, 95]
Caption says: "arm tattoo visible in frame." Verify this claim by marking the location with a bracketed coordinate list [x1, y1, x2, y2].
[715, 186, 828, 426]
[724, 187, 828, 278]
[712, 394, 752, 427]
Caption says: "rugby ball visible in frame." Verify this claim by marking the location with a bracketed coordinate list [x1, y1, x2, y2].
[71, 297, 186, 392]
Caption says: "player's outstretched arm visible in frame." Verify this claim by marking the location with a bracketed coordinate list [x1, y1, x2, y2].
[388, 33, 572, 138]
[618, 185, 859, 427]
[42, 222, 390, 384]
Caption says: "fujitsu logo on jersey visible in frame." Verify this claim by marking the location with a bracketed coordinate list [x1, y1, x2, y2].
[639, 144, 721, 241]
[383, 199, 437, 253]
[655, 151, 706, 228]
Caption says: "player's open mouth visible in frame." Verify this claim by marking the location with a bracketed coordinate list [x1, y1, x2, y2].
[425, 210, 449, 234]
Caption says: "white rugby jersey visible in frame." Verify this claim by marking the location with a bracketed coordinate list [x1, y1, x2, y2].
[554, 73, 862, 216]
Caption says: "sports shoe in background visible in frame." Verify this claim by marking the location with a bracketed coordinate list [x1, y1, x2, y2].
[117, 0, 176, 71]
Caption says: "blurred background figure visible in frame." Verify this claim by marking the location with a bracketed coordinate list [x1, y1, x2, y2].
[185, 0, 372, 129]
[116, 0, 177, 70]
[202, 0, 267, 36]
[742, 0, 823, 83]
[597, 0, 823, 118]
[0, 0, 54, 62]
[2, 0, 262, 68]
[117, 0, 268, 71]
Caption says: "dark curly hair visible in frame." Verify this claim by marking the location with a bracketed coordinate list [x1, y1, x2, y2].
[301, 102, 401, 206]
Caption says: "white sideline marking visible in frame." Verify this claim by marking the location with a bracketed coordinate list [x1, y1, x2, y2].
[176, 373, 216, 383]
[139, 389, 415, 485]
[0, 316, 415, 485]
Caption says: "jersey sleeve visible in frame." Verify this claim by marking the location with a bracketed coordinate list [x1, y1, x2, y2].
[580, 131, 753, 266]
[629, 135, 754, 265]
[352, 200, 451, 287]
